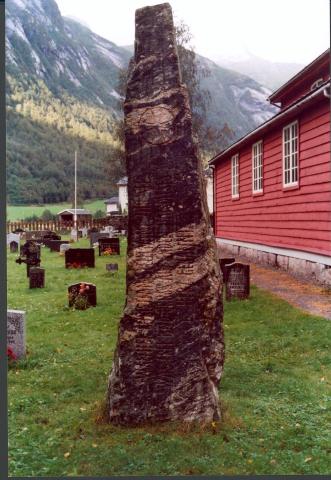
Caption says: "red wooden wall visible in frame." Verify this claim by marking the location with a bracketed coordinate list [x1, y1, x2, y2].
[214, 98, 331, 256]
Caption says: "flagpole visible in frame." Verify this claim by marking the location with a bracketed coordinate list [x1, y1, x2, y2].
[74, 150, 77, 234]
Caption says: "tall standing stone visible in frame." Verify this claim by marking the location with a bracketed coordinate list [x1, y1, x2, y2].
[106, 3, 224, 425]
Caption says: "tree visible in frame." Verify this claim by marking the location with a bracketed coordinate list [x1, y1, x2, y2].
[175, 20, 235, 158]
[41, 209, 55, 221]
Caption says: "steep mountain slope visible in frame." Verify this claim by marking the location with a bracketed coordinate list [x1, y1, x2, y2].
[215, 52, 304, 91]
[197, 55, 276, 139]
[6, 0, 277, 204]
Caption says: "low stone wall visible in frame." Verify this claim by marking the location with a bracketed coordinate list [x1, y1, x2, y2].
[216, 239, 331, 287]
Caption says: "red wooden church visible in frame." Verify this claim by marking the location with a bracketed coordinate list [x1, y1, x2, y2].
[209, 49, 331, 284]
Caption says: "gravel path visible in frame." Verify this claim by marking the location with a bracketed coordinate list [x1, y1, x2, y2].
[247, 262, 331, 320]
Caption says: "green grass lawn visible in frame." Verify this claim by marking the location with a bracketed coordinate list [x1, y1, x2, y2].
[7, 199, 106, 221]
[7, 238, 331, 476]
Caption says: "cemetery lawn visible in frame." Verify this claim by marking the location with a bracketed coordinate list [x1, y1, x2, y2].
[7, 199, 106, 221]
[8, 238, 331, 476]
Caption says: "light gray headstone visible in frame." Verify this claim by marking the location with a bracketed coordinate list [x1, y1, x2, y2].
[60, 243, 71, 253]
[71, 229, 78, 241]
[7, 310, 26, 359]
[7, 233, 20, 246]
[103, 226, 114, 234]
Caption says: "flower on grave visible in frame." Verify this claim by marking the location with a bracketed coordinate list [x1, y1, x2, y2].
[102, 247, 113, 256]
[7, 347, 17, 361]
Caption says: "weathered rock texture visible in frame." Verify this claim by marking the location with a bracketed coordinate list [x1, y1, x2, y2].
[106, 2, 224, 425]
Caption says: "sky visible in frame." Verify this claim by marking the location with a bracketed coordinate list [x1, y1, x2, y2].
[56, 0, 330, 65]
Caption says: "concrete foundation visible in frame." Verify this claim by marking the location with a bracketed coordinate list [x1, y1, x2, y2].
[217, 239, 331, 287]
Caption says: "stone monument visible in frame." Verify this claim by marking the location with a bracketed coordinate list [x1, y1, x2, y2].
[106, 3, 224, 425]
[7, 310, 26, 359]
[225, 262, 250, 300]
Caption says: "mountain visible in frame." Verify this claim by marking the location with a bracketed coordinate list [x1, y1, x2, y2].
[6, 0, 277, 204]
[196, 55, 276, 138]
[215, 52, 304, 91]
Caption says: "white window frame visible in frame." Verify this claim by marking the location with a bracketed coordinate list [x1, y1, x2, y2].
[252, 140, 263, 193]
[231, 154, 239, 198]
[283, 120, 299, 187]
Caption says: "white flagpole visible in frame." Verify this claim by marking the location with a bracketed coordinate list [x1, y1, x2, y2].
[74, 150, 77, 234]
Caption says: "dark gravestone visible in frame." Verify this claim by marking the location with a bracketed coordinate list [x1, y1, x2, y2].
[10, 241, 18, 253]
[225, 263, 250, 300]
[90, 232, 109, 247]
[48, 240, 69, 252]
[43, 231, 61, 241]
[106, 4, 224, 426]
[65, 248, 95, 268]
[68, 282, 97, 308]
[98, 237, 120, 256]
[88, 227, 99, 237]
[219, 257, 235, 282]
[16, 241, 41, 277]
[106, 263, 118, 273]
[29, 267, 45, 288]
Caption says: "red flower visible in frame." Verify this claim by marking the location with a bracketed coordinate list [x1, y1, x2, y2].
[7, 347, 17, 361]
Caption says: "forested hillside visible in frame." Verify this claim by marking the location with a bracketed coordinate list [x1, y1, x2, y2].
[6, 74, 125, 203]
[6, 0, 276, 204]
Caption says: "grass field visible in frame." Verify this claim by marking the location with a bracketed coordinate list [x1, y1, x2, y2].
[7, 237, 331, 476]
[7, 200, 106, 221]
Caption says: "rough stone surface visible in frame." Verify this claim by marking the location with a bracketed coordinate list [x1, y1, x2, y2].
[106, 3, 224, 426]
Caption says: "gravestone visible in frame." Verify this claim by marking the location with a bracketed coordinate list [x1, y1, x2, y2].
[48, 240, 69, 252]
[17, 240, 41, 277]
[106, 263, 118, 273]
[60, 243, 71, 254]
[225, 262, 250, 300]
[98, 237, 120, 256]
[90, 232, 110, 247]
[10, 241, 19, 253]
[219, 257, 235, 282]
[106, 3, 224, 426]
[43, 231, 61, 241]
[81, 227, 88, 237]
[65, 248, 95, 268]
[71, 229, 78, 241]
[88, 227, 99, 237]
[7, 310, 26, 359]
[7, 233, 20, 246]
[68, 282, 97, 308]
[29, 267, 45, 288]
